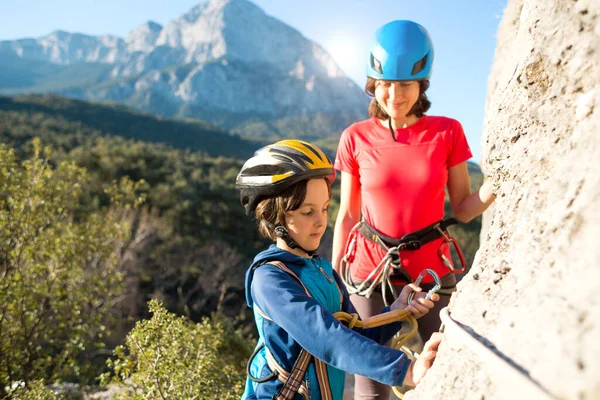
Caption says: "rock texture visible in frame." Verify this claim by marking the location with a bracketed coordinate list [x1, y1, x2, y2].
[407, 0, 599, 399]
[0, 0, 367, 140]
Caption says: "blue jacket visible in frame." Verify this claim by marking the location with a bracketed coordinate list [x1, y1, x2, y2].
[242, 245, 410, 400]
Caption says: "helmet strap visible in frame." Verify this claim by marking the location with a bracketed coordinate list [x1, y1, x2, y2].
[273, 225, 315, 257]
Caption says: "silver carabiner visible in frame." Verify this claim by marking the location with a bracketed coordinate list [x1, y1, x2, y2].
[407, 269, 442, 304]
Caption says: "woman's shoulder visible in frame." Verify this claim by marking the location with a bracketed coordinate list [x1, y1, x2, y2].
[340, 118, 382, 147]
[344, 117, 380, 133]
[422, 115, 461, 126]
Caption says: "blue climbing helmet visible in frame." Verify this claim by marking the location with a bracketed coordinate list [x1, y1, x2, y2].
[367, 20, 434, 81]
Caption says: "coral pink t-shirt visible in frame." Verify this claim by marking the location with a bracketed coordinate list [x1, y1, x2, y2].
[334, 116, 473, 283]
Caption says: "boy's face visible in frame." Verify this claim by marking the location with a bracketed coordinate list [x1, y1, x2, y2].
[285, 178, 330, 252]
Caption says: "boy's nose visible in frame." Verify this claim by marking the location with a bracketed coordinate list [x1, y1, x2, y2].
[315, 213, 326, 227]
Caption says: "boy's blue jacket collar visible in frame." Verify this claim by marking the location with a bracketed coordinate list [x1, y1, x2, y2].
[245, 244, 318, 307]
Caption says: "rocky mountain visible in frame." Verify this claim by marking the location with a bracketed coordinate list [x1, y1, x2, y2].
[0, 0, 368, 141]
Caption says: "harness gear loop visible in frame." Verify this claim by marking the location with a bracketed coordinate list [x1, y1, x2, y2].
[246, 343, 278, 383]
[435, 225, 467, 273]
[340, 222, 397, 303]
[407, 269, 442, 304]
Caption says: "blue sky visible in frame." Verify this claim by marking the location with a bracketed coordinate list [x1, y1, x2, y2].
[0, 0, 507, 162]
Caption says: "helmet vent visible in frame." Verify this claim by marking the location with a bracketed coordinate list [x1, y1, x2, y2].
[411, 53, 428, 76]
[243, 164, 287, 176]
[370, 53, 383, 74]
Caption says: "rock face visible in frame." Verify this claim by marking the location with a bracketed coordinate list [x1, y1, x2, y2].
[0, 0, 367, 140]
[407, 0, 599, 399]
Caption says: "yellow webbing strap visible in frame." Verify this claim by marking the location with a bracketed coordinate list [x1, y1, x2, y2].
[334, 309, 418, 398]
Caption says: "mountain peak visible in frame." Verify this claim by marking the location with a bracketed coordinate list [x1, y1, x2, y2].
[125, 21, 164, 52]
[155, 0, 269, 60]
[182, 0, 263, 23]
[47, 30, 76, 39]
[145, 21, 163, 31]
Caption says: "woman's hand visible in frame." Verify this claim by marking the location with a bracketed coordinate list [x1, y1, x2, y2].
[390, 283, 439, 318]
[403, 332, 443, 386]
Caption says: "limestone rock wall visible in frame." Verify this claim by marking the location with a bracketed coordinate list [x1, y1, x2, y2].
[408, 0, 599, 399]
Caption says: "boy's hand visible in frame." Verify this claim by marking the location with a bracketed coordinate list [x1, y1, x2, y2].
[403, 332, 443, 386]
[390, 283, 439, 318]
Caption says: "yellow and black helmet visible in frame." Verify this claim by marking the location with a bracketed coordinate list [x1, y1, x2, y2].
[236, 140, 336, 215]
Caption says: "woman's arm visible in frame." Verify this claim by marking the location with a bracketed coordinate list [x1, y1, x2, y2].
[447, 162, 496, 223]
[332, 171, 361, 274]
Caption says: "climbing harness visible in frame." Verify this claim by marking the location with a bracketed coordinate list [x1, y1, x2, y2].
[247, 261, 441, 399]
[439, 307, 557, 400]
[339, 218, 466, 305]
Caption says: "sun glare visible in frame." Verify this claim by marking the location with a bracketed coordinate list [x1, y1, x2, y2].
[325, 36, 362, 73]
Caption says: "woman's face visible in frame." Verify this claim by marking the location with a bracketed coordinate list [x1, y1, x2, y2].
[284, 178, 330, 252]
[374, 80, 420, 120]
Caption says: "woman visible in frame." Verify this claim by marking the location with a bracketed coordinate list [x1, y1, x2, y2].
[332, 20, 496, 399]
[237, 139, 442, 400]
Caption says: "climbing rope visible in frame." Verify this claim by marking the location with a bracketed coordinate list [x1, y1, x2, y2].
[439, 307, 557, 399]
[339, 222, 403, 306]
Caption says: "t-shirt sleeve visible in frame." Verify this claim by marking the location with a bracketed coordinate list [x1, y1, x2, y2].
[334, 127, 359, 176]
[447, 120, 473, 167]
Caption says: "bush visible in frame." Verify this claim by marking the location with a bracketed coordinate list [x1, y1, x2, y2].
[102, 299, 252, 399]
[6, 380, 57, 400]
[0, 140, 140, 396]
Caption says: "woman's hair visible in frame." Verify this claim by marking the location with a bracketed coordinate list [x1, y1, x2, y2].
[365, 78, 431, 119]
[255, 178, 332, 240]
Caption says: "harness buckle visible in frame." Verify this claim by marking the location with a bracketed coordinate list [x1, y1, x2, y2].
[408, 240, 421, 250]
[407, 269, 442, 303]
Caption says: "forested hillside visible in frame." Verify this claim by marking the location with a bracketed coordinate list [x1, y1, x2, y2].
[0, 94, 262, 159]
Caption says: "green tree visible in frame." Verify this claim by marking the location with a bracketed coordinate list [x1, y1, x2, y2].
[0, 140, 140, 396]
[102, 299, 252, 400]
